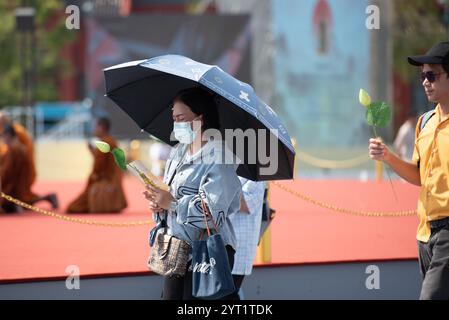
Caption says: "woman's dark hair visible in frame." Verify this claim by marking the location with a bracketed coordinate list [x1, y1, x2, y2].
[174, 87, 220, 131]
[443, 64, 449, 77]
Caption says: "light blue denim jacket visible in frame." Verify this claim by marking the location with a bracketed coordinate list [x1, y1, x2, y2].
[155, 140, 241, 250]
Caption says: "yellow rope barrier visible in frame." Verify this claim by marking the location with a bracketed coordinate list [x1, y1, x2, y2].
[271, 182, 416, 217]
[0, 192, 152, 227]
[296, 150, 370, 169]
[1, 179, 417, 227]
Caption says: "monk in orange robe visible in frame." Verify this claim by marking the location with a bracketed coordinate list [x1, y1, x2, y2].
[66, 117, 127, 213]
[0, 112, 36, 186]
[0, 125, 58, 213]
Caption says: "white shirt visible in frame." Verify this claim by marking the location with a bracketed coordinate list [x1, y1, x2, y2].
[229, 177, 265, 275]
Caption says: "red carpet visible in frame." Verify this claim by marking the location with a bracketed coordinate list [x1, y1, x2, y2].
[0, 177, 420, 283]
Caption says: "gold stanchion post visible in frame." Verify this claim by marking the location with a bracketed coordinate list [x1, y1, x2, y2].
[375, 160, 383, 181]
[257, 225, 272, 263]
[291, 138, 298, 178]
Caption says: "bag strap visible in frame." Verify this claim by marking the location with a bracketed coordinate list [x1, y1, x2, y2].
[419, 110, 436, 133]
[200, 199, 219, 238]
[416, 110, 436, 170]
[166, 144, 189, 187]
[157, 145, 189, 222]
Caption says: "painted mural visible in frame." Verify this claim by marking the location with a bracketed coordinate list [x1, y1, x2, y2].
[273, 0, 370, 147]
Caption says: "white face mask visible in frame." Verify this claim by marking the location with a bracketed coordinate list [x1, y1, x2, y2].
[173, 118, 201, 144]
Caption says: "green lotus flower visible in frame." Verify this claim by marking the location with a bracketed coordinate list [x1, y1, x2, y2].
[358, 88, 392, 137]
[358, 89, 397, 201]
[358, 89, 372, 108]
[95, 140, 111, 153]
[94, 141, 127, 171]
[111, 148, 127, 171]
[366, 101, 392, 130]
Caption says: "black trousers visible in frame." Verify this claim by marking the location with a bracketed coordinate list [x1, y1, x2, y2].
[233, 275, 245, 292]
[162, 245, 240, 300]
[418, 218, 449, 300]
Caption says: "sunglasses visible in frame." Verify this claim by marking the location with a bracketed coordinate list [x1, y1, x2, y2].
[420, 71, 446, 83]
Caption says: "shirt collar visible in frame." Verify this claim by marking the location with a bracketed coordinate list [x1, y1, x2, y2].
[437, 104, 449, 123]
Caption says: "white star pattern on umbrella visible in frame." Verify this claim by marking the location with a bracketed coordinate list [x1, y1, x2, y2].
[265, 105, 277, 116]
[214, 76, 223, 84]
[239, 91, 250, 102]
[158, 59, 170, 65]
[191, 68, 204, 81]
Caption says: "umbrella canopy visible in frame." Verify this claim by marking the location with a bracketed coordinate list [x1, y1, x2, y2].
[104, 55, 295, 181]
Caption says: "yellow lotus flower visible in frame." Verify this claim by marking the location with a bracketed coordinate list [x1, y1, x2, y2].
[359, 89, 372, 108]
[95, 140, 111, 153]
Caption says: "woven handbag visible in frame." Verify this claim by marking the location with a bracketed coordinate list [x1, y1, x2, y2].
[147, 227, 190, 278]
[147, 145, 191, 277]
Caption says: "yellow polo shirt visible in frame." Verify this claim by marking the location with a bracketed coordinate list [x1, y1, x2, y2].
[412, 105, 449, 243]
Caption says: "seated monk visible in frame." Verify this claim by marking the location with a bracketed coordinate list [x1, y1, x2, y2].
[0, 125, 58, 213]
[66, 117, 127, 213]
[0, 112, 36, 186]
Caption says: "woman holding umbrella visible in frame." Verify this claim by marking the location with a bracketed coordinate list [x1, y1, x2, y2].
[105, 54, 295, 299]
[143, 87, 242, 300]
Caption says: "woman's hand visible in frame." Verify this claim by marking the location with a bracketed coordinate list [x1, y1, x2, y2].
[143, 185, 175, 211]
[143, 190, 163, 213]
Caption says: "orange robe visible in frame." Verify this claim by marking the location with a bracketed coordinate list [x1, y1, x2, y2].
[0, 123, 36, 185]
[66, 135, 128, 213]
[0, 139, 38, 212]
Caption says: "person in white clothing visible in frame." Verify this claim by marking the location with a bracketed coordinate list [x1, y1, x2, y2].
[229, 177, 265, 297]
[394, 110, 418, 161]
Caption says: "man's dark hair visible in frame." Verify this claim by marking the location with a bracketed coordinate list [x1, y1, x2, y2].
[174, 87, 220, 131]
[96, 117, 111, 132]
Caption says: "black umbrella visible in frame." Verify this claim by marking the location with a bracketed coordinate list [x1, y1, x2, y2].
[104, 55, 295, 181]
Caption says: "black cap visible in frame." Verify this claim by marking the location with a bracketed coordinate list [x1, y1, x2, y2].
[407, 41, 449, 66]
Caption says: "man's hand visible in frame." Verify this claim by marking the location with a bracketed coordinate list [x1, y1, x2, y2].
[369, 138, 391, 163]
[369, 138, 421, 186]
